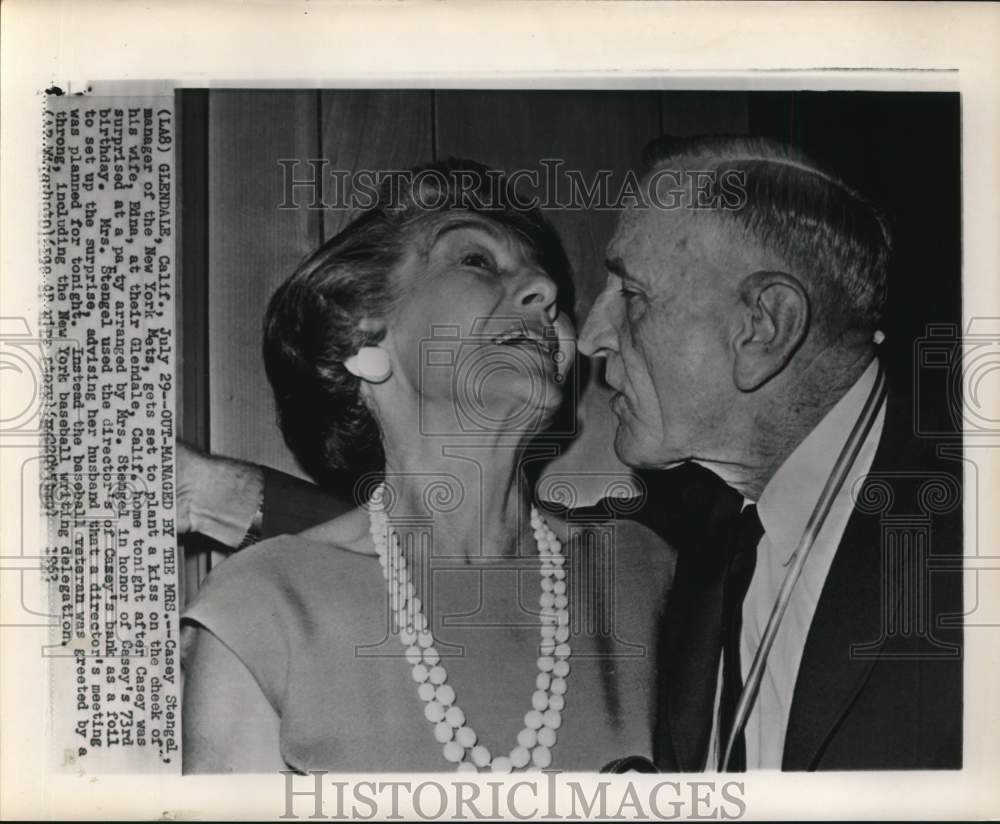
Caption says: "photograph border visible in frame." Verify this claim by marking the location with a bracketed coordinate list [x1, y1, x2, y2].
[2, 1, 998, 820]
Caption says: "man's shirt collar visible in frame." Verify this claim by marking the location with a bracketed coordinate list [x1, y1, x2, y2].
[755, 358, 881, 567]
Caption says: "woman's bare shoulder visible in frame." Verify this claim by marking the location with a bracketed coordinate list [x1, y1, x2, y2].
[184, 523, 381, 628]
[207, 506, 380, 588]
[297, 506, 375, 556]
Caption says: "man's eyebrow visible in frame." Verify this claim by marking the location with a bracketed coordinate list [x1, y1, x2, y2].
[605, 257, 631, 280]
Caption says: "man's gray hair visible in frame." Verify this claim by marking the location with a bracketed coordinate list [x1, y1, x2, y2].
[641, 135, 892, 334]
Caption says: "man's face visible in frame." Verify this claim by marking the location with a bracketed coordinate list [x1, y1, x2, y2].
[578, 204, 747, 469]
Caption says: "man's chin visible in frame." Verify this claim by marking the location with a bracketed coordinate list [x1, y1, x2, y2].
[613, 426, 684, 471]
[612, 427, 648, 469]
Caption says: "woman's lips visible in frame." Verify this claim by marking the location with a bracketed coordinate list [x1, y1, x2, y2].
[550, 313, 577, 382]
[481, 313, 576, 383]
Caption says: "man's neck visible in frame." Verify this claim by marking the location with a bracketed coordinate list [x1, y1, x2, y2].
[711, 347, 877, 501]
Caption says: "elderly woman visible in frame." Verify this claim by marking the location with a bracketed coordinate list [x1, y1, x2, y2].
[181, 160, 674, 773]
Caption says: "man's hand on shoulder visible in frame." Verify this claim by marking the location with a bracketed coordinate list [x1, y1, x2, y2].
[177, 441, 264, 548]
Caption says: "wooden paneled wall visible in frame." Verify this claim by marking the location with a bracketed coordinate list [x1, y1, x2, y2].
[183, 89, 749, 504]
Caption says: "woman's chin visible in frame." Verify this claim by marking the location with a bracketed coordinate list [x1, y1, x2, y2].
[446, 377, 566, 437]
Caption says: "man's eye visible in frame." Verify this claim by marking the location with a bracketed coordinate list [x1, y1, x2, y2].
[619, 287, 641, 300]
[461, 252, 494, 271]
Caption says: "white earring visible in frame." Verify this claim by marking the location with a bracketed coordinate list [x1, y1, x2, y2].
[344, 346, 392, 383]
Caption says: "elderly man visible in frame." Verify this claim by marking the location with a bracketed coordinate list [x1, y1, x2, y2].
[577, 136, 961, 771]
[178, 135, 962, 771]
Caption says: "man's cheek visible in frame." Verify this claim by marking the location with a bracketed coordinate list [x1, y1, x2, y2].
[627, 323, 663, 385]
[618, 341, 647, 395]
[626, 355, 661, 420]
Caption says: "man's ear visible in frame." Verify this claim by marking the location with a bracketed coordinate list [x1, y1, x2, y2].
[732, 270, 810, 391]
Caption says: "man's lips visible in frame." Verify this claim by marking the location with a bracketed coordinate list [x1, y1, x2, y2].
[607, 385, 633, 417]
[603, 371, 624, 397]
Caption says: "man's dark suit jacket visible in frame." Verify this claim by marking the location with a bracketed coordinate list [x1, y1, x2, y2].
[632, 383, 964, 771]
[255, 382, 963, 771]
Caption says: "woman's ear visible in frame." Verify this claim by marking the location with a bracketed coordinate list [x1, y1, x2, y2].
[344, 346, 392, 383]
[357, 316, 387, 336]
[345, 317, 393, 383]
[732, 270, 810, 391]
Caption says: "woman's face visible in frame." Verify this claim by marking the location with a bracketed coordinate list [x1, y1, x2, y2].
[384, 212, 577, 436]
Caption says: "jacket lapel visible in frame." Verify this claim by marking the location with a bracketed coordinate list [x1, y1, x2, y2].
[781, 492, 887, 769]
[782, 384, 909, 770]
[650, 468, 743, 771]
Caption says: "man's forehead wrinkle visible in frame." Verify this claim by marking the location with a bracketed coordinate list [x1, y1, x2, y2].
[658, 210, 764, 287]
[613, 206, 738, 294]
[636, 209, 698, 290]
[610, 207, 641, 256]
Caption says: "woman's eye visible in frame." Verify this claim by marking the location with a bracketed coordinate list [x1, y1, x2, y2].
[461, 252, 495, 271]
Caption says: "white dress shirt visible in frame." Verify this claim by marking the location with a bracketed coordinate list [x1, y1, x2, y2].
[707, 358, 886, 770]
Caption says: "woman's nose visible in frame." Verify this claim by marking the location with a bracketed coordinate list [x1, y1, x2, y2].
[514, 269, 558, 317]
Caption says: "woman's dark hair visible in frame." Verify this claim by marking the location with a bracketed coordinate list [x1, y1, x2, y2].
[263, 158, 574, 492]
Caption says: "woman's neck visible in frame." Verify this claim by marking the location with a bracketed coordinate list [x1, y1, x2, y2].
[378, 433, 534, 562]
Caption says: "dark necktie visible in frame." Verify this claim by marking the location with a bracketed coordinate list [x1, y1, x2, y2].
[717, 503, 764, 771]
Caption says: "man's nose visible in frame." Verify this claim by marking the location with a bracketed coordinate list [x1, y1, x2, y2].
[578, 291, 619, 357]
[514, 270, 559, 320]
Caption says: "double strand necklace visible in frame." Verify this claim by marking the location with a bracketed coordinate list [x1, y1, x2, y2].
[367, 483, 571, 773]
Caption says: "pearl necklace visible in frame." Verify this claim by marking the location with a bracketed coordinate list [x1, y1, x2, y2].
[367, 483, 571, 772]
